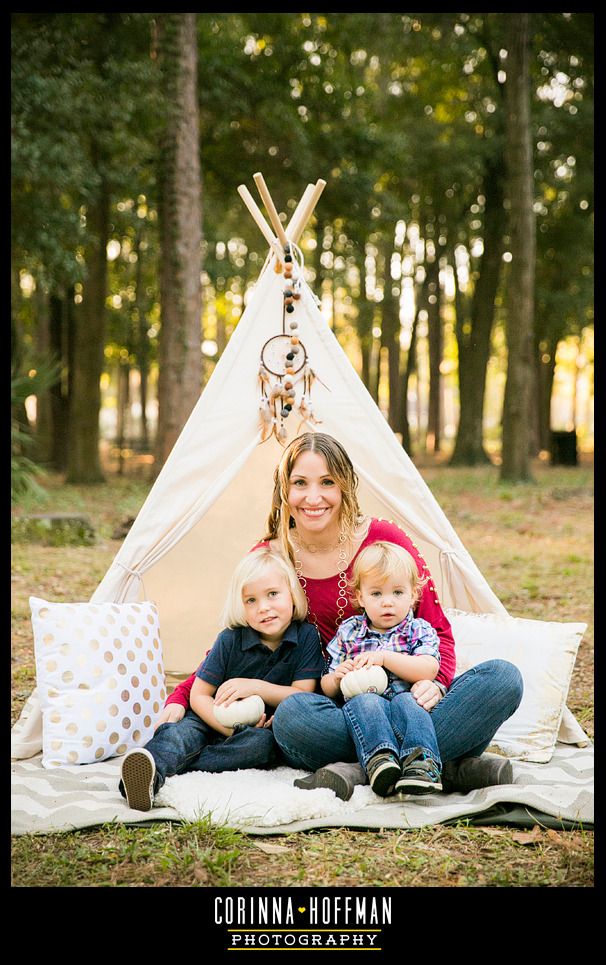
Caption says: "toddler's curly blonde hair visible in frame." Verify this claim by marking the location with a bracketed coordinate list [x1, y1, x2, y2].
[350, 541, 428, 610]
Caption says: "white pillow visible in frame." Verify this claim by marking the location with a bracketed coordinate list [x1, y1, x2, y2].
[446, 609, 586, 763]
[30, 596, 166, 768]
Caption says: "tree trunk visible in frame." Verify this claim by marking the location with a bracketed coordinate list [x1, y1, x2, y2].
[500, 13, 536, 482]
[382, 289, 402, 431]
[353, 247, 375, 392]
[132, 231, 150, 450]
[66, 180, 109, 483]
[536, 335, 557, 452]
[426, 251, 442, 452]
[40, 288, 70, 470]
[34, 288, 53, 465]
[399, 312, 419, 456]
[116, 362, 131, 475]
[359, 299, 374, 391]
[399, 271, 431, 454]
[155, 12, 203, 469]
[450, 156, 504, 466]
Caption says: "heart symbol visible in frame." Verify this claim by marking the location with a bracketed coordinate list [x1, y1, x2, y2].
[298, 907, 306, 913]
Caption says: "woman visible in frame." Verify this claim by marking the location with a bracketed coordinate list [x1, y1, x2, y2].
[163, 432, 523, 800]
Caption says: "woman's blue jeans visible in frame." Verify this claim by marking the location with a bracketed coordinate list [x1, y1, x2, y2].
[343, 690, 441, 770]
[139, 710, 279, 792]
[272, 660, 524, 771]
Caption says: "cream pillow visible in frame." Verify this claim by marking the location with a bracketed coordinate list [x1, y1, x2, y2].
[30, 596, 166, 768]
[446, 608, 586, 763]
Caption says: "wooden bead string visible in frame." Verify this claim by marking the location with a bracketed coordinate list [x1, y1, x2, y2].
[259, 242, 322, 444]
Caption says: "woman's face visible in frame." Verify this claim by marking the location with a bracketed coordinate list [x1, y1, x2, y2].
[287, 451, 343, 536]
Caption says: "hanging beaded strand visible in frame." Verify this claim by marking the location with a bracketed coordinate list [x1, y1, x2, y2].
[278, 242, 300, 438]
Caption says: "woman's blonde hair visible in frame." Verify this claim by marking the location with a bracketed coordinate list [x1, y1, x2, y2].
[263, 432, 363, 565]
[350, 541, 428, 609]
[220, 547, 308, 628]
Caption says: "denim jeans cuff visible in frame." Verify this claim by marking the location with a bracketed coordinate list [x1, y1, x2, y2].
[363, 743, 399, 769]
[401, 746, 441, 770]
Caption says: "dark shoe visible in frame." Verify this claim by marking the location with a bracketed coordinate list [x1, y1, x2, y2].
[395, 756, 443, 795]
[294, 762, 368, 802]
[442, 753, 513, 794]
[366, 751, 401, 797]
[121, 748, 156, 811]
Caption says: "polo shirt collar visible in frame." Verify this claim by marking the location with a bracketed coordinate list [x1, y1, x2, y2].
[240, 622, 299, 650]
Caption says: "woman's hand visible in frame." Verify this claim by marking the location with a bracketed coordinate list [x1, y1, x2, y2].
[153, 704, 185, 730]
[410, 679, 444, 711]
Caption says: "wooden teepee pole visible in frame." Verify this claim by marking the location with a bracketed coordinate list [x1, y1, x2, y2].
[286, 184, 315, 241]
[237, 184, 284, 262]
[253, 172, 290, 249]
[289, 179, 326, 244]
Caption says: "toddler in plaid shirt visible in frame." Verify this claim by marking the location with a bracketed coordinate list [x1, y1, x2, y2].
[321, 541, 443, 798]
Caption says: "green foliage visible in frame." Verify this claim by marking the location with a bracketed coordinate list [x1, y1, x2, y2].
[11, 359, 61, 504]
[11, 12, 593, 464]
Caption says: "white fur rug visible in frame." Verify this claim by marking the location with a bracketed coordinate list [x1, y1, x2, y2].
[155, 766, 374, 826]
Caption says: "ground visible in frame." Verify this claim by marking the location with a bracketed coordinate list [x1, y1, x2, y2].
[10, 450, 594, 887]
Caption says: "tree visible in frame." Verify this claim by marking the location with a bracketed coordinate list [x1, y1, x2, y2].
[501, 13, 536, 482]
[12, 13, 162, 480]
[450, 152, 505, 465]
[155, 13, 203, 467]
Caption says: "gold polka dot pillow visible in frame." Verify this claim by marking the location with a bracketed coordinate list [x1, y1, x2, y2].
[30, 596, 166, 768]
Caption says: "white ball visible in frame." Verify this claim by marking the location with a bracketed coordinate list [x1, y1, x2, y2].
[213, 694, 265, 728]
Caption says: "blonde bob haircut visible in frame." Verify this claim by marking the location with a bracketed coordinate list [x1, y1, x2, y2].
[220, 547, 308, 629]
[264, 432, 364, 567]
[350, 541, 428, 610]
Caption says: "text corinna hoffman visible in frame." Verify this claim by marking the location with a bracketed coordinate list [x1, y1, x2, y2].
[214, 895, 392, 926]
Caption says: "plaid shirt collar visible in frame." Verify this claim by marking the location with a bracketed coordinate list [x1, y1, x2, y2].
[356, 609, 415, 640]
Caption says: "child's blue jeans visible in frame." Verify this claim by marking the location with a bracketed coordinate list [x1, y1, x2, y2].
[342, 681, 441, 771]
[120, 709, 280, 795]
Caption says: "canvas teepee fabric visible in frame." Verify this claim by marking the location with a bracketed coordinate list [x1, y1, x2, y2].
[11, 177, 588, 760]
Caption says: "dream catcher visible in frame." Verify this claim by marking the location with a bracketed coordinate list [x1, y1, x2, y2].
[258, 242, 323, 443]
[236, 173, 328, 444]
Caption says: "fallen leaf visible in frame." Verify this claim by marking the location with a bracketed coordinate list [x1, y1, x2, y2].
[252, 841, 291, 855]
[546, 829, 575, 850]
[193, 864, 209, 884]
[512, 826, 542, 846]
[478, 827, 507, 837]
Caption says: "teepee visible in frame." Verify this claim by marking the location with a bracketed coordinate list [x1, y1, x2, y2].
[13, 173, 540, 759]
[92, 172, 508, 660]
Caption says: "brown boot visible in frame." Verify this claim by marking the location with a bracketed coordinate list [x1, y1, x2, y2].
[442, 753, 513, 793]
[294, 762, 368, 801]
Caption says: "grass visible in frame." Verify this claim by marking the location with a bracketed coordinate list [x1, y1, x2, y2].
[11, 452, 594, 887]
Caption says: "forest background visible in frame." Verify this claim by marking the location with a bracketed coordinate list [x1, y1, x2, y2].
[12, 11, 593, 489]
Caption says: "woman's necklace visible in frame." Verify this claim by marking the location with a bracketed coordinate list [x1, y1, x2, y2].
[290, 530, 350, 630]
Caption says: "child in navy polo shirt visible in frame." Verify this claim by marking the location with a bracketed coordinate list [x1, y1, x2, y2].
[120, 548, 324, 811]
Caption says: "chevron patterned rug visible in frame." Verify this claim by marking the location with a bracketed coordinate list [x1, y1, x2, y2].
[11, 740, 593, 836]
